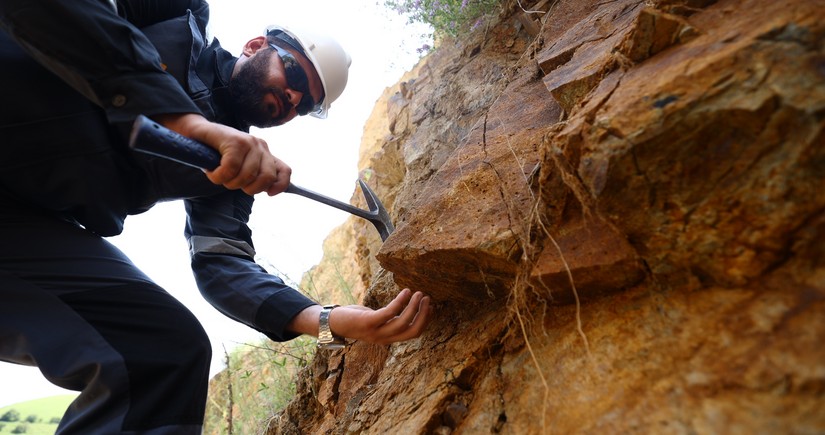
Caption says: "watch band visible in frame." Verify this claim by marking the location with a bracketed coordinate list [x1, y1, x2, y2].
[318, 304, 346, 350]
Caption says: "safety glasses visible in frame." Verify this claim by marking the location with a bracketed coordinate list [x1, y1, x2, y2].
[268, 43, 323, 116]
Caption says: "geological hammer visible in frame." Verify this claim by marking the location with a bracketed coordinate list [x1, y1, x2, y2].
[128, 115, 395, 241]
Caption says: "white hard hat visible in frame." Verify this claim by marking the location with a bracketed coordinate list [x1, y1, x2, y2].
[265, 25, 351, 119]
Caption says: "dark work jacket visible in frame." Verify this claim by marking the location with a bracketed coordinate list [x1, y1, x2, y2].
[0, 0, 315, 341]
[0, 0, 236, 236]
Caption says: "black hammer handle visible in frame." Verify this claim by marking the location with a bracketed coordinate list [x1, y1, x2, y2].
[128, 115, 380, 221]
[129, 115, 221, 170]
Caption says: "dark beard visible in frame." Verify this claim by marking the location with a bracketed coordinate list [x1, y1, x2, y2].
[229, 48, 293, 128]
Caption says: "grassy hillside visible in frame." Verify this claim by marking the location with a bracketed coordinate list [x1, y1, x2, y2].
[0, 395, 76, 434]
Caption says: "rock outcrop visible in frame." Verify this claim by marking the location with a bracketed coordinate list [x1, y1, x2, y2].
[270, 0, 825, 433]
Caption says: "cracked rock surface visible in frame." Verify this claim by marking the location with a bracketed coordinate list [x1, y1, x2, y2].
[267, 0, 825, 433]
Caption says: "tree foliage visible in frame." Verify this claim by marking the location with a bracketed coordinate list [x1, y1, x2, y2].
[0, 409, 20, 422]
[385, 0, 501, 37]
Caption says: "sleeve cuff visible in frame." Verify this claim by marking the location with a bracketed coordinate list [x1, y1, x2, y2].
[254, 290, 318, 342]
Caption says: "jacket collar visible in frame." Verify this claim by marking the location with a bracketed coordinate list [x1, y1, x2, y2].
[198, 38, 247, 132]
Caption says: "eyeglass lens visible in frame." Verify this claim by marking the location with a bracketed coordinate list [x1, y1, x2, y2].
[268, 43, 320, 116]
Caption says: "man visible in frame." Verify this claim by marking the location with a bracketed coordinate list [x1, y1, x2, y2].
[0, 0, 431, 433]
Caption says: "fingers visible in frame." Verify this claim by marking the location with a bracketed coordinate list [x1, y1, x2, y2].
[372, 288, 414, 324]
[262, 158, 291, 196]
[325, 289, 433, 346]
[155, 113, 291, 195]
[377, 293, 431, 344]
[365, 289, 432, 345]
[204, 129, 291, 196]
[396, 291, 426, 326]
[222, 149, 290, 196]
[378, 290, 424, 335]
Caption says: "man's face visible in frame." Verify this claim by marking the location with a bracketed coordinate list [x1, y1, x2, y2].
[229, 41, 324, 128]
[229, 48, 288, 128]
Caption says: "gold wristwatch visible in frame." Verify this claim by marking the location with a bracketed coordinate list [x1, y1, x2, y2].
[317, 305, 347, 350]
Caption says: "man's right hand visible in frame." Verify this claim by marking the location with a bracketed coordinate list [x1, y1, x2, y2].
[154, 113, 291, 196]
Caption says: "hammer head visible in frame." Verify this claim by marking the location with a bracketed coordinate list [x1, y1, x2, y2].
[358, 179, 395, 241]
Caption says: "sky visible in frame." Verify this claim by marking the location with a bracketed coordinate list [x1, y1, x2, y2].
[0, 0, 430, 408]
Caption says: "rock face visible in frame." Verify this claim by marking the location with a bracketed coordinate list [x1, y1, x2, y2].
[269, 0, 825, 433]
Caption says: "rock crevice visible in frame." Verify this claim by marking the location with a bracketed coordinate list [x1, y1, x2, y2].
[269, 0, 825, 433]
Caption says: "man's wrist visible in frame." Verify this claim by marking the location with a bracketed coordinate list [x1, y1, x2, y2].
[286, 304, 323, 336]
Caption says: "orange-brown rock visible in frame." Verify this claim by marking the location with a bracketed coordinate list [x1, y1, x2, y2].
[530, 214, 646, 304]
[266, 0, 825, 433]
[378, 68, 559, 301]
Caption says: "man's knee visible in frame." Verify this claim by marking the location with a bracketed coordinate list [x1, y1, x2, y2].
[58, 282, 213, 429]
[170, 311, 212, 369]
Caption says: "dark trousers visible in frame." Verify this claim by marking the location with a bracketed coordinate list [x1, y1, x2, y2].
[0, 199, 211, 434]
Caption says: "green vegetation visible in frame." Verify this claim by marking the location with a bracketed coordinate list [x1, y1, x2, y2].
[302, 257, 358, 306]
[385, 0, 502, 38]
[204, 336, 316, 434]
[3, 338, 316, 435]
[205, 252, 350, 433]
[0, 395, 76, 434]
